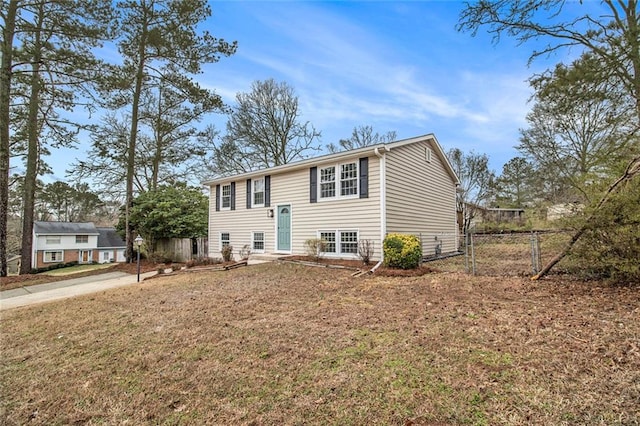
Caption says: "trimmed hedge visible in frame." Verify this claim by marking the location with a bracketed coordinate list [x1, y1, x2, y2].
[383, 233, 422, 269]
[31, 261, 79, 274]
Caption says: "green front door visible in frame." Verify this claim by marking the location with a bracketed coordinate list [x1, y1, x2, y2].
[277, 205, 291, 251]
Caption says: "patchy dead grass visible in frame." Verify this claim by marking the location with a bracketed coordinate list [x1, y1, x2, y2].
[0, 260, 161, 291]
[1, 262, 639, 425]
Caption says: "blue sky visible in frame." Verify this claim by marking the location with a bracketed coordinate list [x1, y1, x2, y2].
[48, 0, 582, 181]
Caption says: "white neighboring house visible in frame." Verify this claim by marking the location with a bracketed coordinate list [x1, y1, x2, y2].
[97, 227, 127, 263]
[204, 134, 460, 262]
[32, 221, 126, 269]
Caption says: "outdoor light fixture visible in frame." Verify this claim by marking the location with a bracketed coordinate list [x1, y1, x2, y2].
[134, 234, 143, 282]
[267, 209, 274, 218]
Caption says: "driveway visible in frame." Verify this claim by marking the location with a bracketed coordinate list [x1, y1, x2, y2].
[0, 271, 158, 311]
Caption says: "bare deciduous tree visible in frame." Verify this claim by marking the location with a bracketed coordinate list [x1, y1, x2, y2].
[207, 79, 321, 176]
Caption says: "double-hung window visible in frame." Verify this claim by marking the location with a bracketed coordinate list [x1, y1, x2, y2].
[340, 231, 358, 254]
[319, 162, 358, 200]
[221, 184, 231, 209]
[319, 230, 358, 256]
[46, 236, 61, 244]
[320, 166, 336, 199]
[76, 235, 88, 244]
[252, 231, 265, 252]
[253, 178, 265, 207]
[44, 251, 63, 263]
[319, 231, 336, 253]
[220, 232, 230, 248]
[340, 163, 358, 196]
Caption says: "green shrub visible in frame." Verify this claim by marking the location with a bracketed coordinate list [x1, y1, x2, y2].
[383, 233, 422, 269]
[32, 261, 78, 274]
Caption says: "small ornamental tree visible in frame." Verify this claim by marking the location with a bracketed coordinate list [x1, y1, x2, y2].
[118, 184, 208, 256]
[383, 233, 422, 270]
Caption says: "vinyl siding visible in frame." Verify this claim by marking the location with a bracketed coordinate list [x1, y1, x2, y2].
[385, 140, 458, 255]
[208, 179, 274, 259]
[208, 156, 383, 260]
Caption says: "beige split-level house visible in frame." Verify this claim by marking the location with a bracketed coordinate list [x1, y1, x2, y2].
[204, 134, 460, 262]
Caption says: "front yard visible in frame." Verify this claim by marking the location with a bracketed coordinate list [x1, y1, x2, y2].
[1, 262, 638, 425]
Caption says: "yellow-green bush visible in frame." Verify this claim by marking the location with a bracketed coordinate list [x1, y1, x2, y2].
[383, 233, 422, 269]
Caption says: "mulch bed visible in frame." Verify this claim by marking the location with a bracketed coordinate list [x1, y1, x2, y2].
[281, 255, 436, 277]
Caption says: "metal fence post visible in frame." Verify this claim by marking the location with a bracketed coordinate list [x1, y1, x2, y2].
[530, 232, 537, 275]
[536, 232, 541, 274]
[464, 232, 470, 273]
[470, 232, 476, 275]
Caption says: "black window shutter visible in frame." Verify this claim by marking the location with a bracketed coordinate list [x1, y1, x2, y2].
[215, 184, 220, 211]
[265, 175, 271, 207]
[246, 179, 252, 209]
[359, 157, 369, 199]
[310, 167, 317, 203]
[230, 182, 236, 210]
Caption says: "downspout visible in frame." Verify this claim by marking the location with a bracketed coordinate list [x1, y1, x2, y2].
[371, 146, 388, 273]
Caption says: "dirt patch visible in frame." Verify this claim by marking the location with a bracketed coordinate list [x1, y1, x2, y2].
[1, 263, 638, 425]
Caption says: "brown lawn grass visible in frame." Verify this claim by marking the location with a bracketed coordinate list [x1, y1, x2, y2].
[1, 262, 639, 425]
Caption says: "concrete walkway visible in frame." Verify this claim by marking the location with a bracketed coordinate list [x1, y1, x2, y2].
[0, 271, 158, 311]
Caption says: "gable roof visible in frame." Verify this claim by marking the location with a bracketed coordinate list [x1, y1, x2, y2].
[33, 221, 99, 235]
[202, 133, 460, 186]
[97, 227, 126, 248]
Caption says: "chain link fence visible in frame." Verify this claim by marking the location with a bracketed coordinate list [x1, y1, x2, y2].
[425, 231, 573, 277]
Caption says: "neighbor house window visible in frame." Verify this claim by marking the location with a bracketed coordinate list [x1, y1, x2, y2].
[319, 162, 358, 200]
[221, 184, 231, 209]
[252, 231, 265, 252]
[44, 251, 63, 263]
[220, 232, 230, 248]
[319, 230, 358, 255]
[46, 236, 61, 244]
[253, 178, 265, 206]
[340, 163, 358, 196]
[76, 235, 88, 243]
[103, 252, 110, 261]
[319, 166, 336, 199]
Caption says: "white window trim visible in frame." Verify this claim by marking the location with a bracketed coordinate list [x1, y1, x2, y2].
[251, 231, 265, 253]
[76, 235, 89, 244]
[252, 177, 265, 208]
[220, 231, 231, 250]
[44, 250, 64, 263]
[318, 161, 359, 201]
[317, 229, 359, 258]
[221, 183, 231, 210]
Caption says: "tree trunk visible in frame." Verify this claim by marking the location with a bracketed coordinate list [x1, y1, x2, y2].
[125, 16, 149, 263]
[0, 0, 18, 277]
[19, 2, 44, 274]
